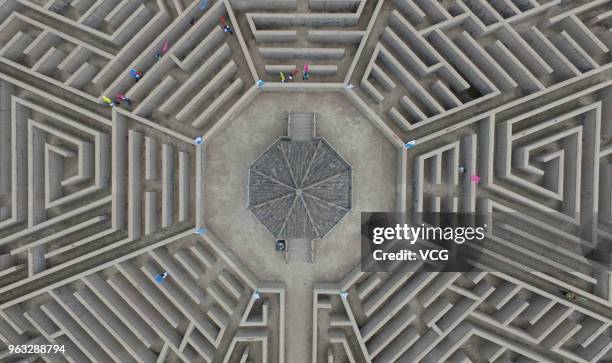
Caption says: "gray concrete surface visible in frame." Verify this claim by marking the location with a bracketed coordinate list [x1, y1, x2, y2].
[205, 92, 397, 362]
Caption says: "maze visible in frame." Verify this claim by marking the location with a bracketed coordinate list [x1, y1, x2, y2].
[0, 0, 612, 362]
[0, 230, 285, 362]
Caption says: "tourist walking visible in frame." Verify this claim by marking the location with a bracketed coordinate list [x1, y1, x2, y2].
[155, 41, 170, 59]
[130, 67, 143, 81]
[220, 16, 234, 35]
[154, 271, 169, 283]
[115, 93, 131, 106]
[102, 95, 115, 107]
[303, 63, 310, 80]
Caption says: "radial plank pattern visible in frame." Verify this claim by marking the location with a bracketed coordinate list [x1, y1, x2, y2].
[248, 138, 352, 240]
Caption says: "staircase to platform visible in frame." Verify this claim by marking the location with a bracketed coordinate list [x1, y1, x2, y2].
[286, 238, 313, 263]
[288, 112, 316, 141]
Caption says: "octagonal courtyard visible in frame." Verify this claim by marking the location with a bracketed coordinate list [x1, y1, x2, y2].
[205, 92, 397, 361]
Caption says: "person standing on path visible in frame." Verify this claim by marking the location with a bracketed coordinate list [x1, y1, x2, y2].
[155, 271, 169, 283]
[102, 95, 115, 107]
[130, 68, 143, 81]
[155, 41, 170, 59]
[220, 16, 234, 35]
[303, 63, 310, 80]
[115, 93, 131, 106]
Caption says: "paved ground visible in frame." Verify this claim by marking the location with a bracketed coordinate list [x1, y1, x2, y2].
[205, 92, 397, 362]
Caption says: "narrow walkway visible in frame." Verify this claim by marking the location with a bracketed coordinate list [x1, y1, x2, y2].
[289, 112, 315, 141]
[287, 238, 313, 262]
[285, 269, 314, 363]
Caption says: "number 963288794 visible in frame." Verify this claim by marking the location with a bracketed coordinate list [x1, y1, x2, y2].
[8, 344, 65, 354]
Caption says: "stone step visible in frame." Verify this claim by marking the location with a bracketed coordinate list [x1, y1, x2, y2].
[288, 113, 315, 141]
[286, 238, 313, 263]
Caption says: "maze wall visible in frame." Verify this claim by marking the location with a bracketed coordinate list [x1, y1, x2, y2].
[1, 0, 612, 362]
